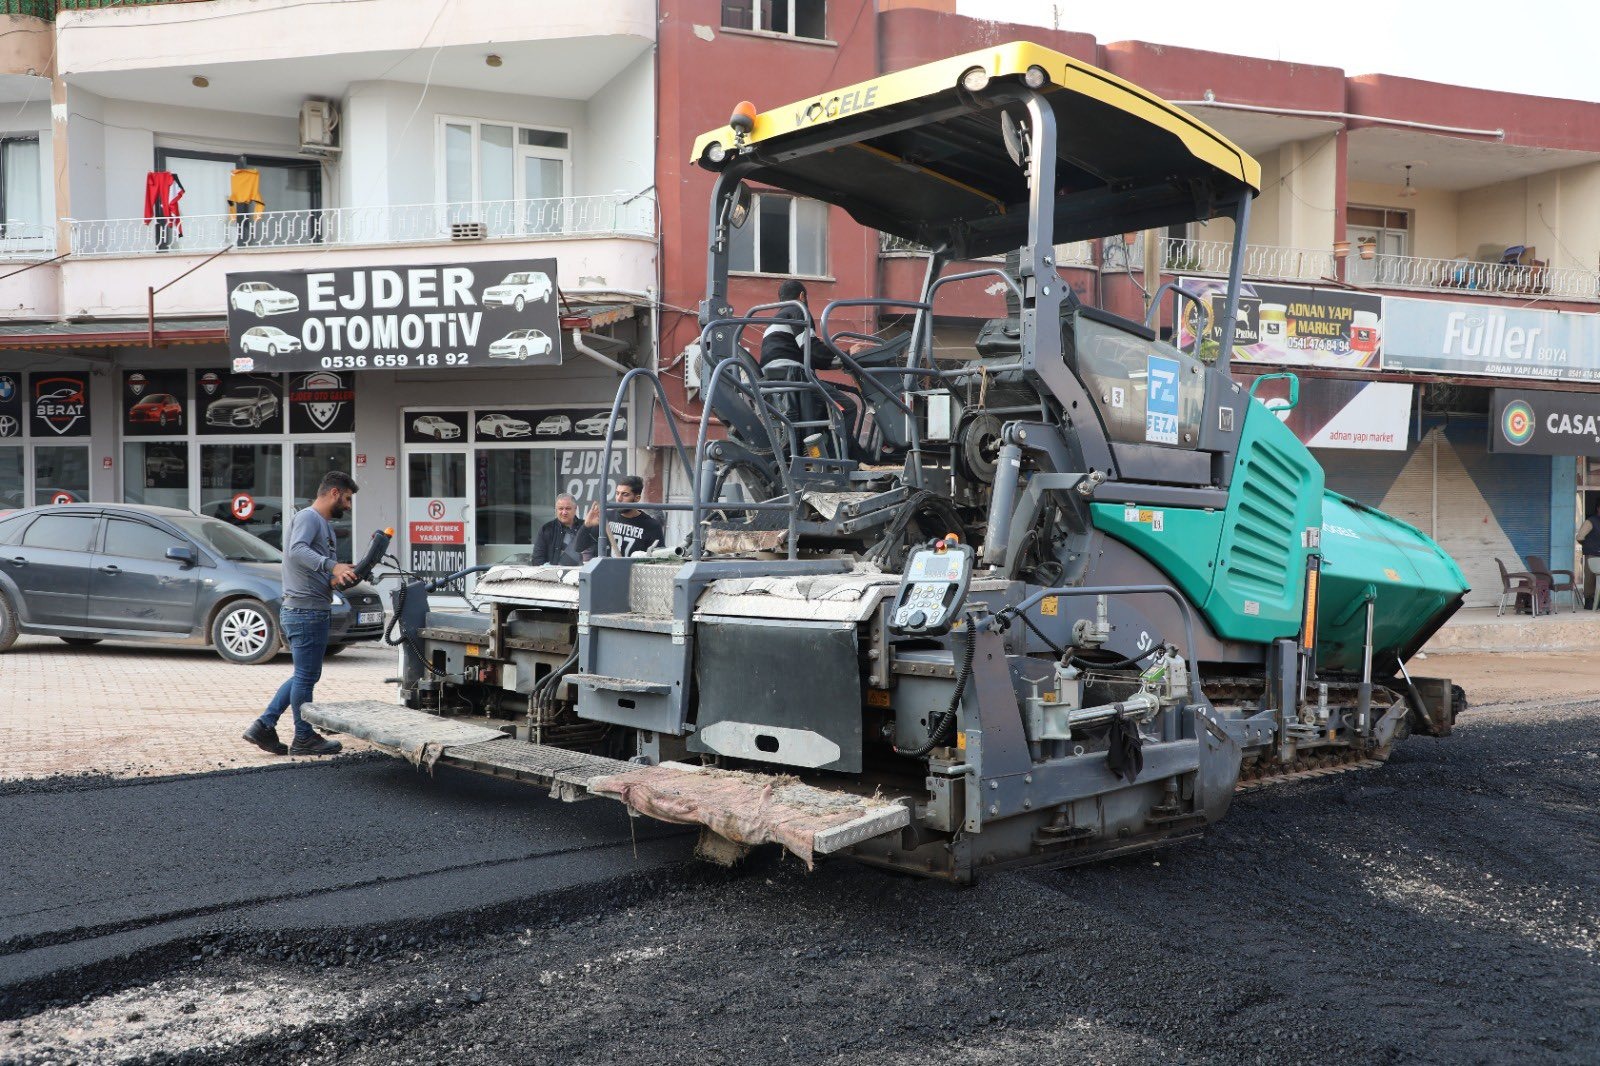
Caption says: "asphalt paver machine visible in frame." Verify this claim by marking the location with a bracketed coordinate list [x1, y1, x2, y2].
[307, 43, 1468, 882]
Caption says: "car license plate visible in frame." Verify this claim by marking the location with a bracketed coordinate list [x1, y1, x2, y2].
[358, 611, 383, 625]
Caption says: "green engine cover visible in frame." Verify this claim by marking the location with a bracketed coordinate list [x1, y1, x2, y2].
[1090, 398, 1465, 663]
[1093, 400, 1322, 644]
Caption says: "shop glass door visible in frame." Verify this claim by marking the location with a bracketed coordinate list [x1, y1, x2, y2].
[407, 451, 469, 592]
[34, 446, 90, 504]
[123, 442, 191, 509]
[200, 443, 285, 547]
[292, 442, 354, 563]
[475, 448, 537, 566]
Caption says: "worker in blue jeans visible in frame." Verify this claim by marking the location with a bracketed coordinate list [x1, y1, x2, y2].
[243, 471, 359, 757]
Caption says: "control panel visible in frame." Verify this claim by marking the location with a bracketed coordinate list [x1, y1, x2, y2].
[889, 536, 975, 636]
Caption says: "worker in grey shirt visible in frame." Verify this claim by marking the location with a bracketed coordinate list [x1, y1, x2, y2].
[243, 471, 359, 757]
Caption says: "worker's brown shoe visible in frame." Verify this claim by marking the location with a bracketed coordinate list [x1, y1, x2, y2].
[290, 732, 343, 756]
[242, 720, 288, 755]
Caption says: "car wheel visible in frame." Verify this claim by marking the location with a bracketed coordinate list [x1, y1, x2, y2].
[255, 301, 266, 318]
[268, 344, 279, 356]
[159, 413, 168, 428]
[60, 637, 102, 647]
[212, 599, 279, 665]
[250, 408, 262, 428]
[0, 590, 17, 652]
[518, 346, 528, 359]
[514, 295, 525, 313]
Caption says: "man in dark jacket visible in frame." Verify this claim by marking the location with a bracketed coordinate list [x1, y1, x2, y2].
[531, 493, 590, 566]
[760, 279, 814, 367]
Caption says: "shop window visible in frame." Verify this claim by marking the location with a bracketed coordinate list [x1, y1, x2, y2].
[0, 445, 22, 511]
[34, 446, 89, 505]
[0, 136, 44, 247]
[124, 442, 190, 510]
[729, 193, 828, 277]
[722, 0, 826, 38]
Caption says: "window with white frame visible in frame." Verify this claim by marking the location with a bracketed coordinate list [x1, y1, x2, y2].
[722, 0, 826, 40]
[440, 119, 571, 235]
[0, 136, 45, 247]
[729, 193, 828, 277]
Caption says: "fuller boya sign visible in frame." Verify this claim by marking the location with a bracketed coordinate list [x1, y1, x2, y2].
[225, 258, 563, 373]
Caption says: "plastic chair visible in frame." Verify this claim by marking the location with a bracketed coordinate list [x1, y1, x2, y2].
[1495, 558, 1541, 617]
[1527, 555, 1578, 613]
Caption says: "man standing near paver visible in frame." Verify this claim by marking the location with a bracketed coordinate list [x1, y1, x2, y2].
[242, 471, 360, 757]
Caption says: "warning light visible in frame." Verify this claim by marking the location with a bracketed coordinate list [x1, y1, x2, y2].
[730, 100, 758, 137]
[944, 533, 961, 545]
[384, 527, 395, 536]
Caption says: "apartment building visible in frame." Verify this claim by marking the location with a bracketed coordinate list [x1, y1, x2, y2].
[0, 0, 656, 581]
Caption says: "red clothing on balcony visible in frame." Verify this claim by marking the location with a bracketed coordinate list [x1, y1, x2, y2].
[143, 171, 185, 235]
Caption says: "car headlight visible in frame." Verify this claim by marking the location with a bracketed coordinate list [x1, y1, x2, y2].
[332, 591, 346, 606]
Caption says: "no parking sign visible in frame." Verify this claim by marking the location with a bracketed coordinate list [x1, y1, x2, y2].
[231, 493, 256, 522]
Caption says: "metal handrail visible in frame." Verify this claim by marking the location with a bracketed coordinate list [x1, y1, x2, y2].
[690, 344, 805, 561]
[1364, 251, 1599, 302]
[595, 367, 695, 561]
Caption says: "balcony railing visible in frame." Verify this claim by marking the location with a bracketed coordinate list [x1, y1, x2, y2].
[0, 222, 55, 257]
[66, 193, 655, 258]
[1360, 252, 1600, 302]
[879, 231, 1096, 266]
[1160, 237, 1336, 284]
[1, 0, 192, 16]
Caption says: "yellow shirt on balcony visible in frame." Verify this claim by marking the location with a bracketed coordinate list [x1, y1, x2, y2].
[229, 169, 264, 218]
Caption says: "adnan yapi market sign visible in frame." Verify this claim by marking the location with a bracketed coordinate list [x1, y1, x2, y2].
[225, 259, 563, 374]
[1176, 278, 1384, 369]
[1384, 298, 1600, 383]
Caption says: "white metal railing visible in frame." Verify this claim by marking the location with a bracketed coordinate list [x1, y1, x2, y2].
[66, 193, 655, 258]
[879, 231, 1096, 266]
[0, 222, 56, 259]
[1159, 237, 1336, 284]
[1360, 252, 1600, 303]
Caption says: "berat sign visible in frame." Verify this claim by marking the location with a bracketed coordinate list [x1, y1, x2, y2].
[34, 377, 86, 434]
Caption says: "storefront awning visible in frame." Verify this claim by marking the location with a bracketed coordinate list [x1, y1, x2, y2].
[0, 302, 633, 353]
[0, 318, 226, 350]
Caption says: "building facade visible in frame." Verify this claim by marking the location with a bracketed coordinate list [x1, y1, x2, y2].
[1, 0, 657, 583]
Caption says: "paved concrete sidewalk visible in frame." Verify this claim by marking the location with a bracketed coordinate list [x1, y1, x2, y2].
[1, 635, 394, 781]
[0, 628, 1579, 783]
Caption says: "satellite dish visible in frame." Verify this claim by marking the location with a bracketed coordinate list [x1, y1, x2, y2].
[1001, 111, 1029, 169]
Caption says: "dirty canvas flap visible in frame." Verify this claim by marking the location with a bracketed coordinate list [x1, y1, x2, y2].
[589, 765, 892, 868]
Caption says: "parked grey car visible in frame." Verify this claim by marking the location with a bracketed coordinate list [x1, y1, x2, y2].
[0, 503, 384, 664]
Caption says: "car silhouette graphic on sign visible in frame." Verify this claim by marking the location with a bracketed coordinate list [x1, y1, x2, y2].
[230, 281, 300, 318]
[206, 386, 279, 429]
[239, 325, 303, 356]
[129, 393, 184, 428]
[477, 413, 532, 439]
[487, 329, 554, 361]
[535, 414, 571, 436]
[575, 413, 625, 437]
[412, 415, 461, 440]
[480, 271, 553, 312]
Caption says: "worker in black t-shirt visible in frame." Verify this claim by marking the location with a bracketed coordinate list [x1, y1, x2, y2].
[583, 474, 664, 557]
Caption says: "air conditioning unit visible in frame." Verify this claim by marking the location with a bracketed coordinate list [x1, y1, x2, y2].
[450, 222, 488, 241]
[299, 99, 340, 156]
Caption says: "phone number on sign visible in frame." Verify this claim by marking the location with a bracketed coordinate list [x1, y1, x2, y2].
[319, 353, 472, 370]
